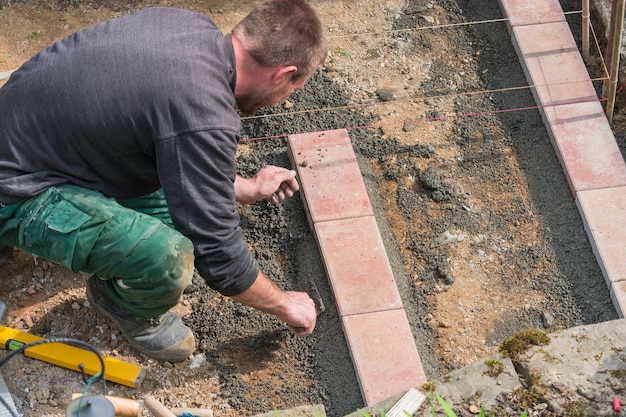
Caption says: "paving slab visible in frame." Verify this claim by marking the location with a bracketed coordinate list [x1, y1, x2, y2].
[610, 281, 626, 319]
[511, 20, 626, 193]
[287, 129, 374, 224]
[498, 0, 565, 33]
[343, 310, 427, 406]
[287, 129, 425, 406]
[576, 186, 626, 285]
[314, 216, 403, 317]
[576, 186, 626, 317]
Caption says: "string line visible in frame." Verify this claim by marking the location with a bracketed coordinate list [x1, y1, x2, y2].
[240, 8, 618, 143]
[240, 76, 610, 122]
[241, 87, 623, 143]
[3, 8, 604, 143]
[327, 10, 583, 39]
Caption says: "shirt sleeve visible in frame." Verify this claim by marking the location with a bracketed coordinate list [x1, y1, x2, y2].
[154, 128, 259, 296]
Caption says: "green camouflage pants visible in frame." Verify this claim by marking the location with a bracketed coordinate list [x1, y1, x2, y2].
[0, 184, 194, 318]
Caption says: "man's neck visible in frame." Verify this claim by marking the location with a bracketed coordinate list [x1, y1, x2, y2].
[232, 34, 275, 100]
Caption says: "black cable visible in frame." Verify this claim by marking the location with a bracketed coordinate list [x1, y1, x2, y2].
[0, 337, 106, 417]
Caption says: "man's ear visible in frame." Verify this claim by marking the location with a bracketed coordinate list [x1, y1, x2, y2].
[273, 65, 298, 83]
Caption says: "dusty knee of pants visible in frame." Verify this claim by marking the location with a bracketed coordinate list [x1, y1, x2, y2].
[151, 235, 194, 298]
[116, 233, 195, 306]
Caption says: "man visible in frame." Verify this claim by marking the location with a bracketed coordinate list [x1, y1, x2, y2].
[0, 0, 327, 362]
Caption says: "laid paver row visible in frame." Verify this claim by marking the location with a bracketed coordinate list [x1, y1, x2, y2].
[285, 0, 626, 407]
[498, 0, 626, 316]
[287, 130, 427, 405]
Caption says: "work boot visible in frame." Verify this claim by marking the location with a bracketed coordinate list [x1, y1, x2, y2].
[0, 244, 13, 267]
[86, 275, 195, 362]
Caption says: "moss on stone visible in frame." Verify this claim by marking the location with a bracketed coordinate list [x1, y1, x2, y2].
[499, 329, 551, 361]
[562, 399, 588, 417]
[419, 381, 436, 393]
[483, 358, 505, 378]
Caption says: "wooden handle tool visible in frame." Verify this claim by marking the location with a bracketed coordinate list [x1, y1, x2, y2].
[71, 394, 140, 417]
[144, 395, 177, 417]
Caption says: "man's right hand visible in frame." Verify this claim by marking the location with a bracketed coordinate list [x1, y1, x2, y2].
[230, 270, 317, 335]
[281, 291, 317, 335]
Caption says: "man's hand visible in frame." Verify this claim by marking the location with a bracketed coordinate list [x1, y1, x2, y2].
[235, 165, 300, 205]
[282, 291, 317, 335]
[231, 270, 317, 335]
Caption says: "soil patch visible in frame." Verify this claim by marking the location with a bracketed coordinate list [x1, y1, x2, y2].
[0, 0, 622, 416]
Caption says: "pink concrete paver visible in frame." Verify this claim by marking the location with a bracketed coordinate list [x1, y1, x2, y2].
[288, 129, 354, 150]
[314, 216, 403, 317]
[498, 0, 565, 32]
[343, 310, 427, 405]
[576, 187, 626, 289]
[287, 129, 374, 223]
[543, 102, 626, 193]
[287, 129, 425, 405]
[512, 21, 596, 103]
[500, 0, 626, 320]
[511, 21, 626, 193]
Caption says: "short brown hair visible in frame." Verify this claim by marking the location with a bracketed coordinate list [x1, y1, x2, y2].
[233, 0, 327, 81]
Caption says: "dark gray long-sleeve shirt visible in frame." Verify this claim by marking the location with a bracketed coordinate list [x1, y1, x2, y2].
[0, 7, 259, 295]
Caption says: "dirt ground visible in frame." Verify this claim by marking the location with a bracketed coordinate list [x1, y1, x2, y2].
[0, 0, 623, 416]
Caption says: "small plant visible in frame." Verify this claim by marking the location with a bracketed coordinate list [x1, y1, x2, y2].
[27, 31, 42, 40]
[337, 47, 351, 57]
[420, 381, 436, 392]
[357, 407, 385, 417]
[431, 393, 456, 416]
[429, 392, 529, 417]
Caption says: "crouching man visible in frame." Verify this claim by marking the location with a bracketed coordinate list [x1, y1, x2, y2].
[0, 0, 327, 362]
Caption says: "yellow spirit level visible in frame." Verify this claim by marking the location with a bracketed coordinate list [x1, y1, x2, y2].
[0, 326, 144, 389]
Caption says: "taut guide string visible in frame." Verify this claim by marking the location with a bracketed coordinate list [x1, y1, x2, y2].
[240, 9, 623, 143]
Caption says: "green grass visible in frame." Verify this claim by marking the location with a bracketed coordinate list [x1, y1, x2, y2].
[430, 393, 528, 417]
[336, 47, 351, 57]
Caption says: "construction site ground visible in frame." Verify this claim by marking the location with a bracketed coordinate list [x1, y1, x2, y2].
[1, 0, 626, 416]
